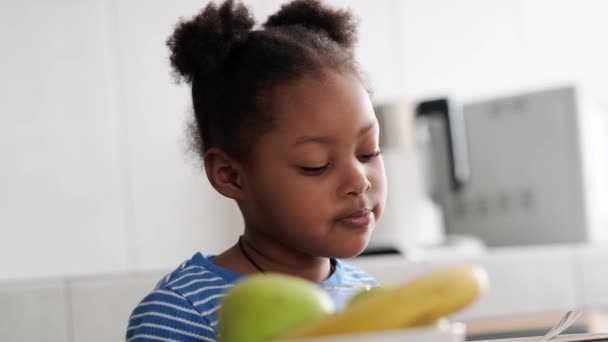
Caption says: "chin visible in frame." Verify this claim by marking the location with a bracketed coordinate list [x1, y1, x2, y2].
[332, 238, 370, 259]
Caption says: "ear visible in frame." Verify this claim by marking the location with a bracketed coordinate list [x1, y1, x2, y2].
[203, 148, 246, 201]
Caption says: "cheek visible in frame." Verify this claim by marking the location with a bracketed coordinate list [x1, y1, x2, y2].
[277, 179, 332, 214]
[255, 173, 333, 220]
[372, 159, 388, 204]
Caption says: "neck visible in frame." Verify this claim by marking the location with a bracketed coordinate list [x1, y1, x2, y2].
[240, 232, 333, 283]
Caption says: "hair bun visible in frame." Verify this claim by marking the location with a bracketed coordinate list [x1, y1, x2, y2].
[167, 0, 255, 83]
[263, 0, 357, 49]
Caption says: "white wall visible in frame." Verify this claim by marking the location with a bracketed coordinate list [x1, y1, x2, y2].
[1, 0, 607, 281]
[1, 0, 128, 279]
[398, 0, 608, 108]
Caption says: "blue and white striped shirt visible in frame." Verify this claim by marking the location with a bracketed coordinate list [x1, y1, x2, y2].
[126, 252, 376, 341]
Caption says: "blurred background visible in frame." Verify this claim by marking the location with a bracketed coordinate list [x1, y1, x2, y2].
[1, 0, 608, 341]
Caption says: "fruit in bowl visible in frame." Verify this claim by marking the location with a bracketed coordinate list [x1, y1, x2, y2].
[279, 265, 488, 340]
[218, 265, 488, 341]
[218, 273, 335, 342]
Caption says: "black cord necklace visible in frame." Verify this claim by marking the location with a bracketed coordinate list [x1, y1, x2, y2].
[238, 236, 265, 273]
[237, 235, 336, 276]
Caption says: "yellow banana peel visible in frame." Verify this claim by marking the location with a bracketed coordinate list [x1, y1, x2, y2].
[279, 265, 488, 340]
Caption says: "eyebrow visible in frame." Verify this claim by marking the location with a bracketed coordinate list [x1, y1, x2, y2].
[292, 121, 377, 147]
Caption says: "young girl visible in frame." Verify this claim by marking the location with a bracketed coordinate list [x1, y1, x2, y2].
[127, 0, 387, 340]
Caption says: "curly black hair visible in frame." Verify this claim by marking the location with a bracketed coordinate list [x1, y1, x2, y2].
[167, 0, 361, 164]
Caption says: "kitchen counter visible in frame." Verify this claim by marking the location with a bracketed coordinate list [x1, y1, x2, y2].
[349, 243, 608, 322]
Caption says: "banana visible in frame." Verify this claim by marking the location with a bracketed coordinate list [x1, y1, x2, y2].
[278, 265, 488, 340]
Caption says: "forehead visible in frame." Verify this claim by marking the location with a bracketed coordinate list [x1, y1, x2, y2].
[268, 70, 377, 141]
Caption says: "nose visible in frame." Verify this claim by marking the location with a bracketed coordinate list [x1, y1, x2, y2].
[339, 161, 372, 197]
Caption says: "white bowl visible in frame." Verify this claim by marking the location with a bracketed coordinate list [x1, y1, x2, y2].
[282, 322, 466, 342]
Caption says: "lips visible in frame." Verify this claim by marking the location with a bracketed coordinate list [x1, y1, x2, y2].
[336, 208, 373, 228]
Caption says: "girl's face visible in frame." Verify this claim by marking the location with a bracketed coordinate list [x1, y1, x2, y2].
[241, 70, 387, 258]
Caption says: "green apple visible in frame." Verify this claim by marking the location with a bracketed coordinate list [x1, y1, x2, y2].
[218, 273, 335, 342]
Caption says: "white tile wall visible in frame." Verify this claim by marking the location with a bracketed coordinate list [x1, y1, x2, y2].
[0, 279, 70, 342]
[69, 272, 166, 342]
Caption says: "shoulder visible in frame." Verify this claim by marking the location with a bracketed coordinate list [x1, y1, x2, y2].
[162, 253, 242, 322]
[127, 286, 217, 341]
[163, 262, 236, 319]
[333, 259, 378, 286]
[127, 253, 242, 340]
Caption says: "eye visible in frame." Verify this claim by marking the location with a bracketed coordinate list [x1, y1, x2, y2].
[358, 150, 383, 163]
[300, 163, 332, 176]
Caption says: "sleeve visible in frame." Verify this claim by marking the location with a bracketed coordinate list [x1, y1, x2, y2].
[126, 288, 217, 342]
